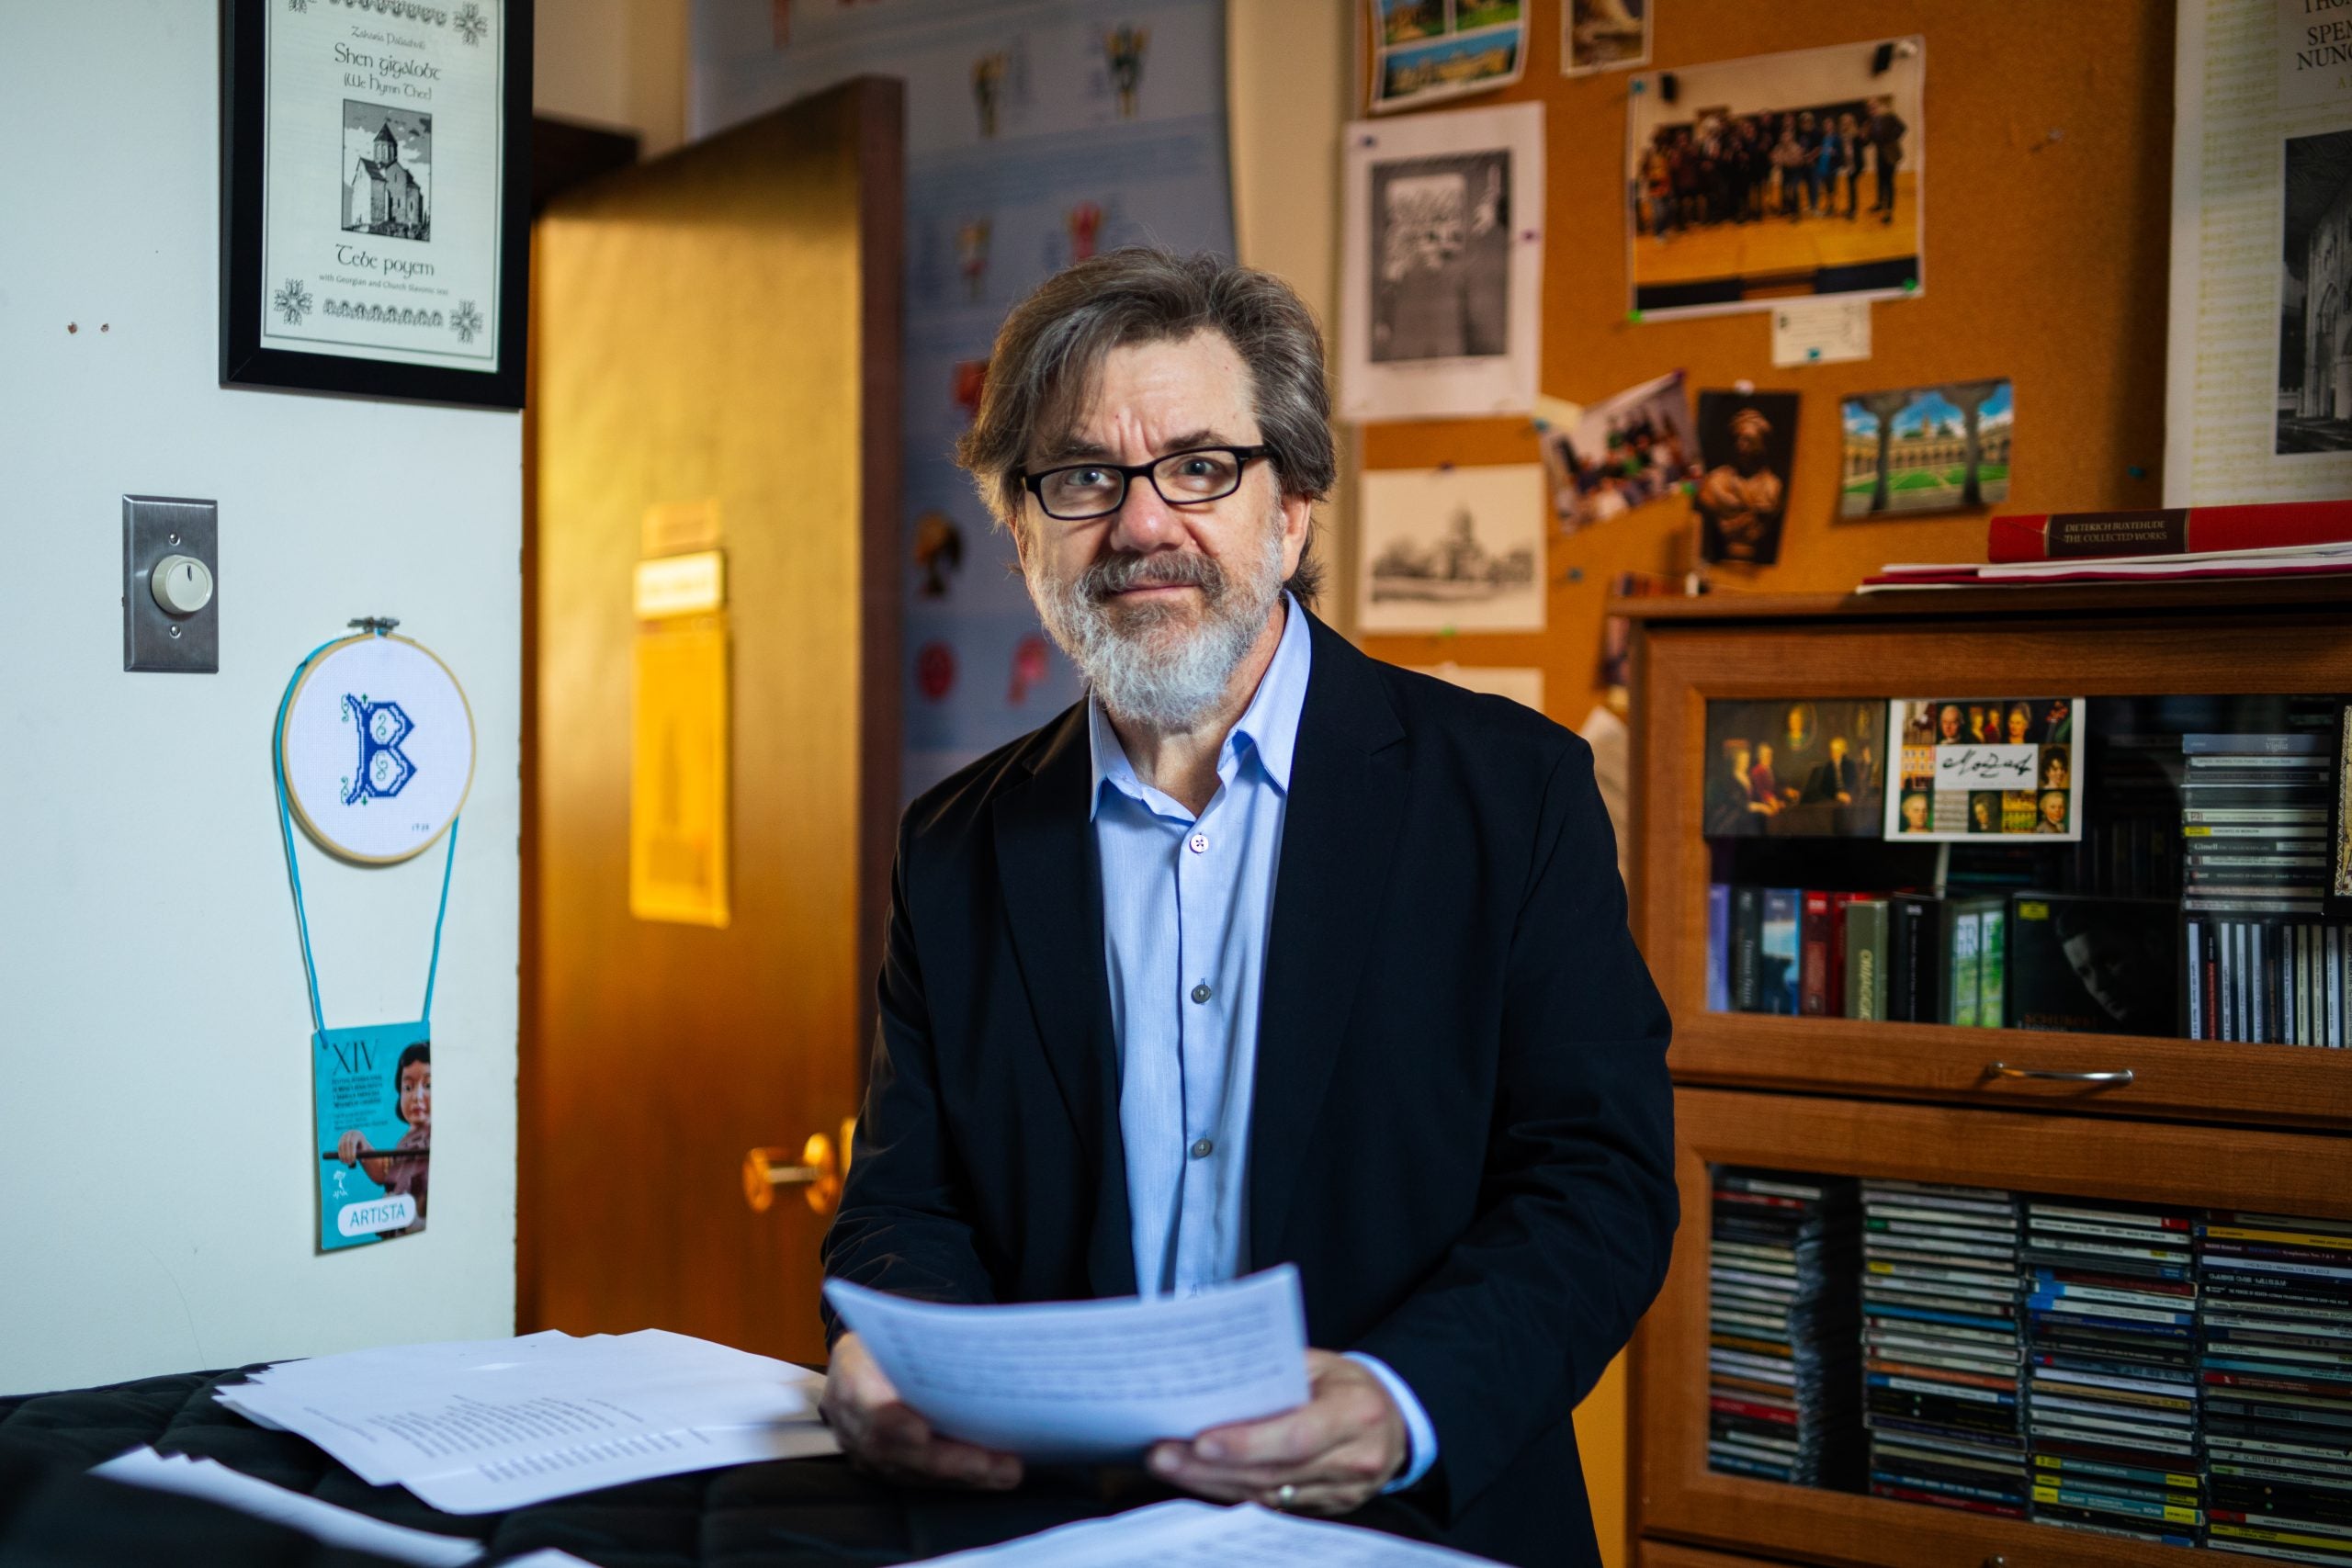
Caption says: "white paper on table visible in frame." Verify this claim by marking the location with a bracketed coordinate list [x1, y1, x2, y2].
[91, 1449, 483, 1566]
[917, 1500, 1505, 1565]
[1769, 298, 1871, 367]
[213, 1329, 836, 1512]
[822, 1267, 1310, 1462]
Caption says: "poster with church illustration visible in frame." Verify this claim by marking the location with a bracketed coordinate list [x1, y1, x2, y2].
[343, 104, 431, 242]
[236, 0, 515, 393]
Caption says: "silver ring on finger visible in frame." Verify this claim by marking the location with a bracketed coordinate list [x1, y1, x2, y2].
[1274, 1483, 1297, 1511]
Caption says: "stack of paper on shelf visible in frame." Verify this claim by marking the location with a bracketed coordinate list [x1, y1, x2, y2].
[212, 1329, 833, 1513]
[2020, 1198, 2204, 1546]
[1705, 1168, 1863, 1489]
[1859, 540, 2352, 592]
[1859, 1179, 2029, 1517]
[2197, 1210, 2352, 1564]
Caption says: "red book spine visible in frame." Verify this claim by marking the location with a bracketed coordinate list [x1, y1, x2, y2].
[1987, 501, 2352, 563]
[1800, 892, 1833, 1016]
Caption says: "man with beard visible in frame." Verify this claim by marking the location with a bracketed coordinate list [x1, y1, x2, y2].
[817, 249, 1675, 1568]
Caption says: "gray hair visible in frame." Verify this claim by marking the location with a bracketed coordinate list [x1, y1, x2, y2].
[954, 247, 1335, 606]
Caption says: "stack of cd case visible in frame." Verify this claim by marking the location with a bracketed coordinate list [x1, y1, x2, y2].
[2198, 1210, 2352, 1565]
[2020, 1198, 2204, 1547]
[1707, 1168, 1864, 1489]
[1860, 1179, 2029, 1517]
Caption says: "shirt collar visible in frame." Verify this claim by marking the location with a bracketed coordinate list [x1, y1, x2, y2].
[1087, 592, 1313, 820]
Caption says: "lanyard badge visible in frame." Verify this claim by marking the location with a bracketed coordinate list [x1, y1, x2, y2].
[274, 624, 473, 1251]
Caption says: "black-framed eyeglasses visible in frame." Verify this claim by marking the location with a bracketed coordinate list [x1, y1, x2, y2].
[1017, 445, 1274, 521]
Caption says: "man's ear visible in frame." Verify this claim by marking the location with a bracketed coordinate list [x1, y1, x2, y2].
[1278, 491, 1313, 580]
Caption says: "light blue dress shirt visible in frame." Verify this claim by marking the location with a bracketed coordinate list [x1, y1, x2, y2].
[1087, 595, 1438, 1491]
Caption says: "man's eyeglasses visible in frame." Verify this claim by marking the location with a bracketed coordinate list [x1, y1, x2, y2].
[1017, 445, 1273, 521]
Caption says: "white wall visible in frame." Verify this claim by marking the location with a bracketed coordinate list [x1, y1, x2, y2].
[0, 2, 520, 1393]
[537, 0, 691, 155]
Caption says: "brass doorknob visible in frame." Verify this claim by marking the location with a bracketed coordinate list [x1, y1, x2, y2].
[741, 1120, 856, 1216]
[743, 1133, 839, 1215]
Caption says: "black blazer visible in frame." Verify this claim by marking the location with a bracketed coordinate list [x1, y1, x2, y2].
[822, 614, 1678, 1568]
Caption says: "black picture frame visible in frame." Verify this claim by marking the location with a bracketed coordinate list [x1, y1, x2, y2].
[220, 0, 533, 409]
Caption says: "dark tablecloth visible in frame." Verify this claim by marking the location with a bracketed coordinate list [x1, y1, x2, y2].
[0, 1368, 1435, 1566]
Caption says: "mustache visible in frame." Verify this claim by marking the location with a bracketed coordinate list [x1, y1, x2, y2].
[1080, 550, 1226, 602]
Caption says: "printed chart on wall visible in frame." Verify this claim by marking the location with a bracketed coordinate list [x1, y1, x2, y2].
[2165, 0, 2352, 504]
[1625, 37, 1924, 319]
[695, 0, 1236, 800]
[1884, 698, 2086, 842]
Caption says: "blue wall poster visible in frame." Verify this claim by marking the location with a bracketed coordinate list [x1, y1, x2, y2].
[694, 0, 1237, 799]
[315, 1021, 432, 1250]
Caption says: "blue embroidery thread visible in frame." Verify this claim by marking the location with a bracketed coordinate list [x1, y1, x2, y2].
[343, 695, 418, 805]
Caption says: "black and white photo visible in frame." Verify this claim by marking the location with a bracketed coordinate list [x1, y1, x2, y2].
[1368, 152, 1510, 364]
[2278, 128, 2352, 455]
[1356, 464, 1547, 634]
[221, 0, 531, 406]
[342, 103, 432, 241]
[1340, 102, 1544, 421]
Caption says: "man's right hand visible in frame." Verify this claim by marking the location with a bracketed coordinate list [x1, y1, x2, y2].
[820, 1331, 1023, 1490]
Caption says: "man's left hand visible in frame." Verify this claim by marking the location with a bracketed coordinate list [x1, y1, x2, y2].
[1146, 1349, 1406, 1517]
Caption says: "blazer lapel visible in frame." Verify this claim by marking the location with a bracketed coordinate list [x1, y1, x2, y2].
[990, 705, 1137, 1298]
[1250, 618, 1408, 1267]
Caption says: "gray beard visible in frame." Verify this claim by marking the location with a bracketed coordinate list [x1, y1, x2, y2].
[1026, 521, 1286, 732]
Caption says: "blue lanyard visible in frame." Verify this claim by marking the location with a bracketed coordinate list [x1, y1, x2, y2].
[272, 631, 460, 1035]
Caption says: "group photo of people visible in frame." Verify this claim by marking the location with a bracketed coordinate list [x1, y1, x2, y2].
[1702, 699, 1888, 839]
[1636, 96, 1905, 243]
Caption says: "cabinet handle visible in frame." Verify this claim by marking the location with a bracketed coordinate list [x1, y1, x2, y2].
[1984, 1061, 2134, 1086]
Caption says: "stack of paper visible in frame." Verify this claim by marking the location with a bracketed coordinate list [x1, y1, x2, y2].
[823, 1265, 1309, 1461]
[1859, 540, 2352, 592]
[213, 1329, 835, 1513]
[922, 1500, 1501, 1565]
[93, 1448, 483, 1565]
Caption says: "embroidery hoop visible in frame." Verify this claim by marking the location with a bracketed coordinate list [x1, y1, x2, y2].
[277, 631, 476, 866]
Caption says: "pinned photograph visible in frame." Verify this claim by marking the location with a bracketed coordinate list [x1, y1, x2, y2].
[1884, 697, 2086, 842]
[1840, 378, 2012, 517]
[1693, 389, 1798, 566]
[1625, 37, 1924, 318]
[1543, 368, 1700, 531]
[1356, 464, 1546, 634]
[1563, 0, 1647, 76]
[1340, 103, 1544, 421]
[2278, 129, 2352, 455]
[1702, 699, 1887, 839]
[1367, 0, 1526, 114]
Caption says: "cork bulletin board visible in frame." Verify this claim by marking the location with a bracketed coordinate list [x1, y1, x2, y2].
[1351, 0, 2177, 728]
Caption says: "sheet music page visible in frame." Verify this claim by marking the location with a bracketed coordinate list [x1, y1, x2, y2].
[822, 1267, 1311, 1461]
[2165, 0, 2352, 504]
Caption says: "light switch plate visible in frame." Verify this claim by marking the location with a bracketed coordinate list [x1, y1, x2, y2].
[124, 495, 219, 673]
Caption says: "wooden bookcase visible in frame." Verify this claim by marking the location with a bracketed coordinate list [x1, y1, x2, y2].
[1619, 582, 2352, 1568]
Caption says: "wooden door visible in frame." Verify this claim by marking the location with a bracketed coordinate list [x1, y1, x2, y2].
[522, 79, 901, 1367]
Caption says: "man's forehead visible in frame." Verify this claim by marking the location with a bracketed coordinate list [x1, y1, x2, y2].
[1035, 331, 1256, 457]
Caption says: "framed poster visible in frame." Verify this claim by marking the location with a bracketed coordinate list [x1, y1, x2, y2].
[220, 0, 532, 408]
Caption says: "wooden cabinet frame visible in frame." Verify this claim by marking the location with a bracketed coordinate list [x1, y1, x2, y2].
[1630, 592, 2352, 1130]
[1634, 1089, 2352, 1568]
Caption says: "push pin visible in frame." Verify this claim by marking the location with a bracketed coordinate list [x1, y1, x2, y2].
[2128, 465, 2148, 480]
[349, 615, 402, 637]
[1628, 309, 1645, 323]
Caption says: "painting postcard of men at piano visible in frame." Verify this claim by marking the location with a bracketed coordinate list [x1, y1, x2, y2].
[1703, 698, 1888, 839]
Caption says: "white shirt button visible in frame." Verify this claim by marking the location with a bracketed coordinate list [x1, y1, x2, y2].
[1190, 1138, 1215, 1159]
[1189, 832, 1208, 854]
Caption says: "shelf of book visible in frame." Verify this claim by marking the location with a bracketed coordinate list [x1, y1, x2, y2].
[1631, 601, 2352, 1133]
[1634, 1089, 2352, 1568]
